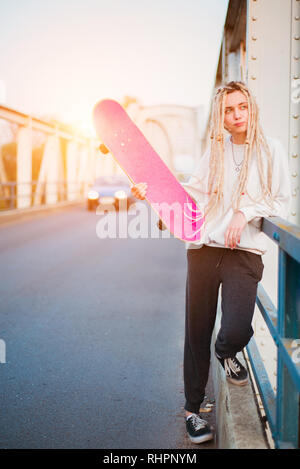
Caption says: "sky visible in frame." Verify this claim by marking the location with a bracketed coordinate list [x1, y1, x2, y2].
[0, 0, 228, 136]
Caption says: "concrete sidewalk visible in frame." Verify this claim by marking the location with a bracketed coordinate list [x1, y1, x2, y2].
[211, 295, 269, 449]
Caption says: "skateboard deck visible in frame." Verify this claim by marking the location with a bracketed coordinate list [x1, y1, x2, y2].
[93, 99, 204, 242]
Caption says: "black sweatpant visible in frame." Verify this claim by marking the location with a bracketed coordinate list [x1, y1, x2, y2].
[184, 245, 264, 414]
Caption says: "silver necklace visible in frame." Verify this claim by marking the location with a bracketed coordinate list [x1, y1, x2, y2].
[231, 140, 244, 172]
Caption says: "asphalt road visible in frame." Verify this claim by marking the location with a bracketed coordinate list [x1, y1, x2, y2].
[0, 204, 215, 449]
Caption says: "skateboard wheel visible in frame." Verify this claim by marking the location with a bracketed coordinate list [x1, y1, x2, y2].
[157, 219, 167, 231]
[99, 143, 109, 154]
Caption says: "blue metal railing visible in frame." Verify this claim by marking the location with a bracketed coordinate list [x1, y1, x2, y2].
[246, 216, 300, 449]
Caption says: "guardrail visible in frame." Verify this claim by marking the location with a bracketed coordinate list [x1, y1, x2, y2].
[0, 181, 88, 210]
[0, 104, 106, 212]
[246, 216, 300, 449]
[0, 105, 91, 143]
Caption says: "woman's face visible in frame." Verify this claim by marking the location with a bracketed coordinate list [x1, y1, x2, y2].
[223, 90, 249, 139]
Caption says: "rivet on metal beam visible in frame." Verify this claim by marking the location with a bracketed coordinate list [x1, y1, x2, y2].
[293, 134, 298, 138]
[293, 114, 299, 119]
[251, 56, 257, 60]
[292, 171, 298, 177]
[294, 56, 300, 60]
[251, 75, 257, 80]
[292, 189, 297, 196]
[291, 212, 296, 216]
[252, 36, 257, 41]
[252, 16, 258, 21]
[295, 16, 300, 20]
[294, 35, 300, 40]
[292, 153, 299, 157]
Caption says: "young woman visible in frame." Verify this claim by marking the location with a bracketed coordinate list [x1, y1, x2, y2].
[131, 81, 291, 444]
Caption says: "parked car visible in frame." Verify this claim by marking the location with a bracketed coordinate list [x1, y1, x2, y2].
[87, 175, 136, 211]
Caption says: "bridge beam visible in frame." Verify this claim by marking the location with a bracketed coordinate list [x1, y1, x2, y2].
[247, 0, 299, 225]
[17, 125, 32, 209]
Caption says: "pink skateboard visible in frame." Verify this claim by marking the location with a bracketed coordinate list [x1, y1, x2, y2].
[93, 99, 204, 242]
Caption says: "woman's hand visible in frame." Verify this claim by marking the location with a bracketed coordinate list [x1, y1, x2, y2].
[225, 211, 247, 249]
[131, 182, 147, 200]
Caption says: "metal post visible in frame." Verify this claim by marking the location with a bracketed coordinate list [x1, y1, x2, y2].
[66, 140, 79, 201]
[276, 249, 300, 447]
[17, 125, 32, 208]
[44, 135, 61, 204]
[290, 0, 300, 225]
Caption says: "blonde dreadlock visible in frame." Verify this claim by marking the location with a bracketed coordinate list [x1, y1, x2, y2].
[204, 81, 275, 221]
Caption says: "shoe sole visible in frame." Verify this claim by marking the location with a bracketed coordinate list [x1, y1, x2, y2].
[188, 432, 214, 444]
[226, 376, 248, 386]
[215, 353, 249, 387]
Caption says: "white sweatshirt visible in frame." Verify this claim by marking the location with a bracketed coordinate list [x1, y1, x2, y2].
[181, 135, 291, 256]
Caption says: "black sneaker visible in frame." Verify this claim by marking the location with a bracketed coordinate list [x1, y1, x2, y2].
[215, 353, 248, 386]
[185, 413, 213, 444]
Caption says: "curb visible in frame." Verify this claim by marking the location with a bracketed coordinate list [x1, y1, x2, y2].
[211, 295, 269, 449]
[0, 200, 83, 226]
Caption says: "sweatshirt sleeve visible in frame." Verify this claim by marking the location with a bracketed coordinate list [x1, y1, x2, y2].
[238, 139, 291, 223]
[180, 147, 211, 204]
